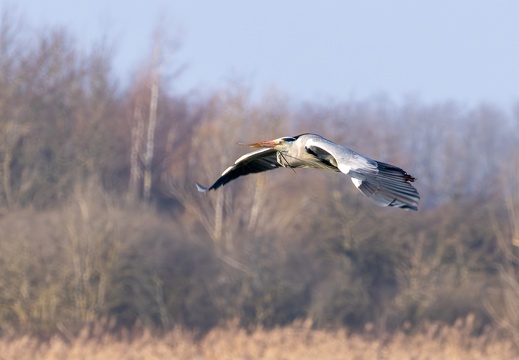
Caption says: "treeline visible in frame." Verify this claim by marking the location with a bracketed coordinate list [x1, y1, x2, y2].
[1, 9, 519, 339]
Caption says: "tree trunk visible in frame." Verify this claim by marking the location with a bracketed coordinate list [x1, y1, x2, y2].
[128, 106, 144, 200]
[2, 151, 12, 208]
[143, 46, 160, 203]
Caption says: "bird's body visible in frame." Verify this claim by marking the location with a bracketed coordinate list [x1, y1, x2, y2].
[196, 133, 420, 211]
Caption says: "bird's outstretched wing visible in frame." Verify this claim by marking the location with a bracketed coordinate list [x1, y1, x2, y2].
[196, 148, 281, 192]
[306, 143, 420, 211]
[347, 161, 420, 211]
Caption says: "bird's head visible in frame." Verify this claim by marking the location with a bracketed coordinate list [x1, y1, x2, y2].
[239, 136, 298, 151]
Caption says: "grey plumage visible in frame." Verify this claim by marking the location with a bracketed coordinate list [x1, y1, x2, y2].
[196, 133, 420, 211]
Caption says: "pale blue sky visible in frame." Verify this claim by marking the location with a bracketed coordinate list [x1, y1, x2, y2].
[6, 1, 519, 108]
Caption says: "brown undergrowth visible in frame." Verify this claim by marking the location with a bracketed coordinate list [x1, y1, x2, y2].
[1, 317, 517, 360]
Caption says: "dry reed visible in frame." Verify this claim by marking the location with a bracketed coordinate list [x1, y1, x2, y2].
[0, 317, 517, 360]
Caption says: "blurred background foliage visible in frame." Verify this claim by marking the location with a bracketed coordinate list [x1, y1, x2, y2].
[1, 9, 519, 340]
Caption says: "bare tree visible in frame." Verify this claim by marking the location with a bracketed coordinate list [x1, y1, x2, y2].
[64, 181, 121, 323]
[127, 74, 147, 200]
[486, 145, 519, 342]
[126, 24, 183, 203]
[0, 8, 29, 210]
[142, 43, 161, 202]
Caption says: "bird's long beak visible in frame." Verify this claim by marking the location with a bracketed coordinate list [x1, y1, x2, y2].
[238, 139, 283, 148]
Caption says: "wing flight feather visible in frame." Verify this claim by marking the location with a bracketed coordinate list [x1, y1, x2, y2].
[196, 148, 280, 192]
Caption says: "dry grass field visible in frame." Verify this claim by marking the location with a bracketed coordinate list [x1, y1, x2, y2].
[1, 319, 517, 360]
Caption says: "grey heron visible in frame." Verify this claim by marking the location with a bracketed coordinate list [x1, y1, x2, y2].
[196, 133, 420, 211]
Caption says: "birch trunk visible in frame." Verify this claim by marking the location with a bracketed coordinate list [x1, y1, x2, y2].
[143, 46, 160, 202]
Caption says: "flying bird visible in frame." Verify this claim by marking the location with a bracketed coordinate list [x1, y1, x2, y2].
[196, 133, 420, 211]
